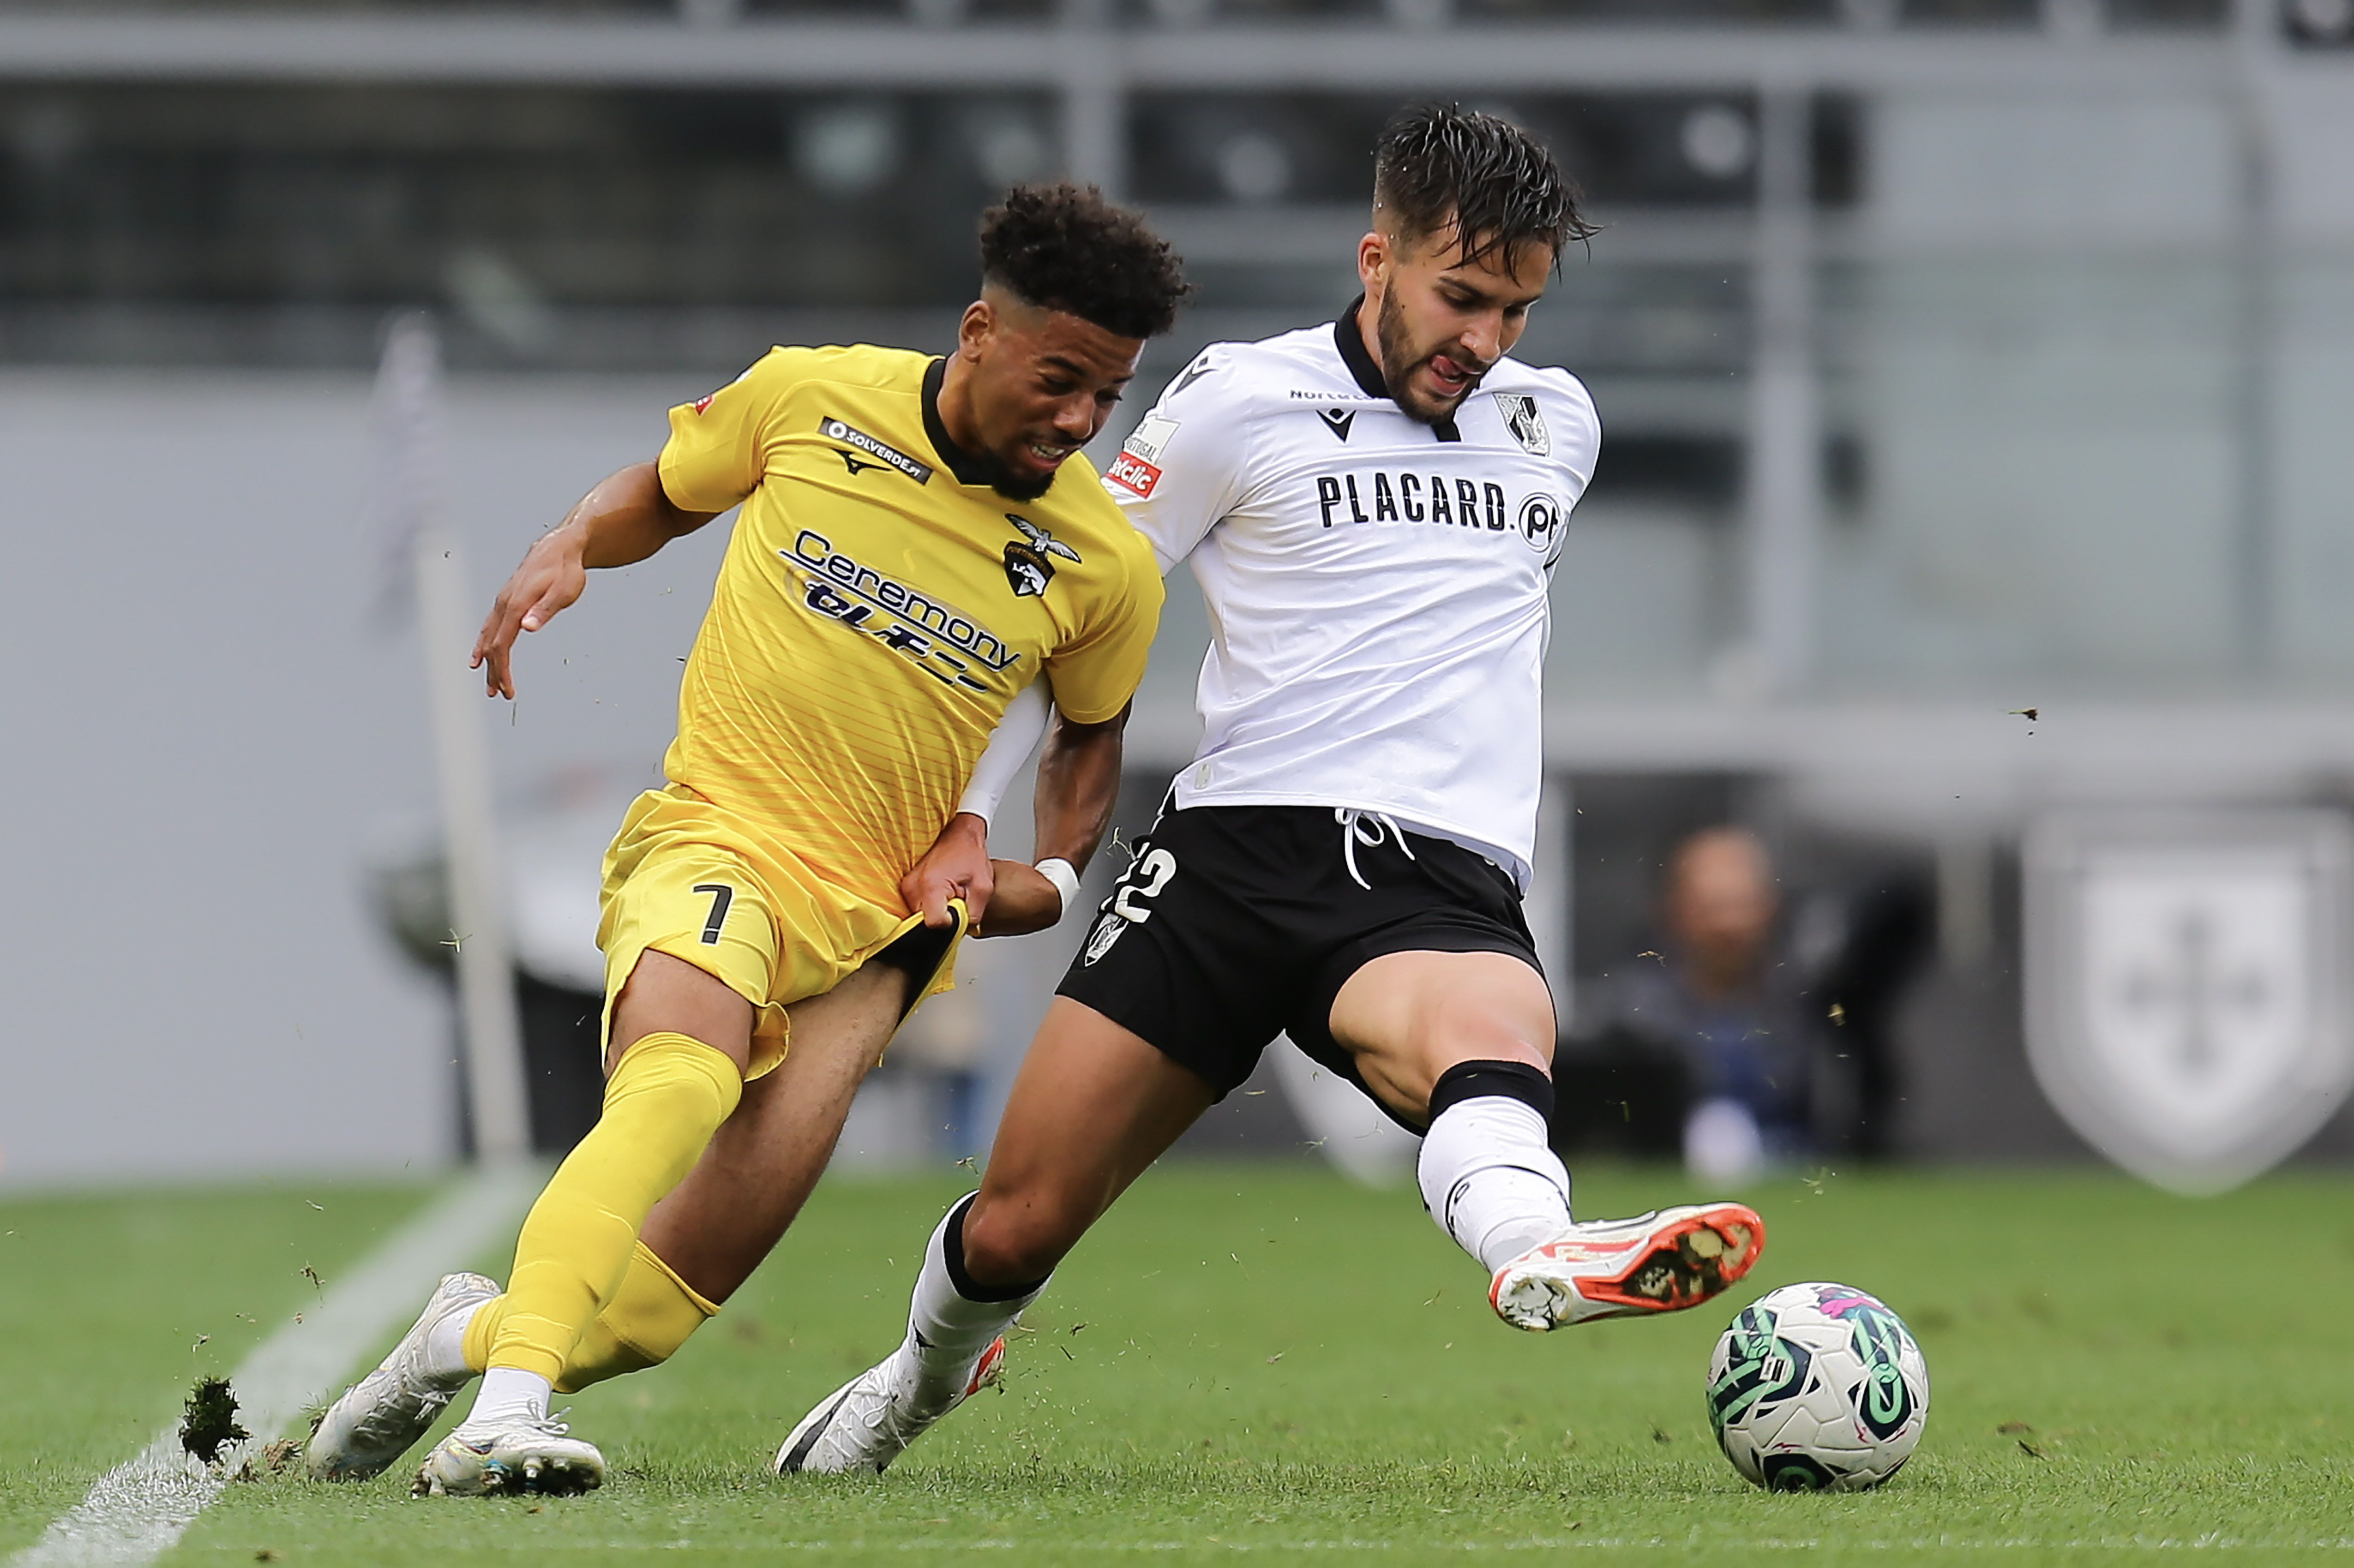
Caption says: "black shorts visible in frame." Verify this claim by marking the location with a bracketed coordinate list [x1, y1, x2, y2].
[1056, 803, 1544, 1118]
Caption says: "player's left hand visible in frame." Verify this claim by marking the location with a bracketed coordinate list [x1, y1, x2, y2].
[903, 812, 994, 931]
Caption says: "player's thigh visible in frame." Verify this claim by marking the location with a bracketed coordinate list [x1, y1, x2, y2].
[1326, 949, 1555, 1124]
[641, 960, 914, 1303]
[703, 958, 912, 1181]
[601, 834, 792, 1076]
[964, 998, 1218, 1281]
[1057, 807, 1304, 1101]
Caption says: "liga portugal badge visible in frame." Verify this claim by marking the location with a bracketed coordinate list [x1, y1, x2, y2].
[2024, 810, 2354, 1194]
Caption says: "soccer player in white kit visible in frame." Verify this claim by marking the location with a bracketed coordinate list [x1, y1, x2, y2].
[777, 105, 1766, 1476]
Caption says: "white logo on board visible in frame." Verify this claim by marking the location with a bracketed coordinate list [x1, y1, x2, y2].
[2024, 811, 2354, 1194]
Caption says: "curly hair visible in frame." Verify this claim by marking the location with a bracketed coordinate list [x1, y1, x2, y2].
[1374, 104, 1596, 272]
[979, 183, 1192, 341]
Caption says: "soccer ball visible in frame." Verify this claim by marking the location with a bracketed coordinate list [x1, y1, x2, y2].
[1705, 1281, 1929, 1492]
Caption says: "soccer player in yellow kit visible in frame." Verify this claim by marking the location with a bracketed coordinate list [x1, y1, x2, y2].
[306, 185, 1185, 1497]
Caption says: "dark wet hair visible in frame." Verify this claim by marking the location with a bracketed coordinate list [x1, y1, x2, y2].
[1373, 104, 1595, 271]
[979, 182, 1192, 340]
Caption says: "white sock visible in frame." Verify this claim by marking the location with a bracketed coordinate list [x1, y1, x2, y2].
[462, 1367, 551, 1431]
[1417, 1095, 1573, 1272]
[421, 1302, 482, 1385]
[904, 1197, 1046, 1393]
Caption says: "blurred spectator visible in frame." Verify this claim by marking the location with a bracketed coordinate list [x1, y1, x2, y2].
[1651, 827, 1819, 1177]
[1560, 827, 1815, 1179]
[1558, 823, 1934, 1176]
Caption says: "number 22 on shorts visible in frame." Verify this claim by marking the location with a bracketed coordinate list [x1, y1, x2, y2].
[1111, 849, 1177, 922]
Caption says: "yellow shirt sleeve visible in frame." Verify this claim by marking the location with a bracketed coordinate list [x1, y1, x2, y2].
[658, 348, 802, 514]
[1044, 543, 1165, 725]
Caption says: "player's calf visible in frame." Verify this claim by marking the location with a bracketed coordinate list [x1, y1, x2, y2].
[1410, 1058, 1767, 1330]
[1416, 1059, 1577, 1269]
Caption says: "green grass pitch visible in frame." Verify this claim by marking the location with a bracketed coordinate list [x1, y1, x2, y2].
[3, 1162, 2352, 1564]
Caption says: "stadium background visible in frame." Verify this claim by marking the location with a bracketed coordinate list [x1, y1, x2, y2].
[5, 0, 2354, 1188]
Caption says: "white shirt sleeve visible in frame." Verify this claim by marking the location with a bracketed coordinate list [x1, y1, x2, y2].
[1551, 371, 1603, 501]
[1543, 370, 1603, 574]
[1100, 348, 1253, 571]
[954, 678, 1052, 824]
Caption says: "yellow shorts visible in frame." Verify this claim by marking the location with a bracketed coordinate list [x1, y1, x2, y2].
[596, 786, 962, 1079]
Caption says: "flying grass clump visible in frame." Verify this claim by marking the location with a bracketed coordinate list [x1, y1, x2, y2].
[181, 1375, 250, 1466]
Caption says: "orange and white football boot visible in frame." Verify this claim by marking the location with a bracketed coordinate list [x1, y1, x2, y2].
[1489, 1203, 1765, 1331]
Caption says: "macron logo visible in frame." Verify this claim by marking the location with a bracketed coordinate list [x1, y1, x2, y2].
[817, 417, 932, 485]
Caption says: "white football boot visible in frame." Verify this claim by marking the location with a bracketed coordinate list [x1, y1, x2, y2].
[413, 1414, 606, 1497]
[1489, 1202, 1766, 1331]
[306, 1271, 497, 1481]
[775, 1335, 1006, 1476]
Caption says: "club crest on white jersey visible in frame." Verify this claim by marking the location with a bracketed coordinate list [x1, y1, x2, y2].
[1495, 392, 1550, 456]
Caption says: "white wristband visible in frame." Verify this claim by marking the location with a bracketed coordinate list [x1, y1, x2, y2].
[1034, 857, 1082, 920]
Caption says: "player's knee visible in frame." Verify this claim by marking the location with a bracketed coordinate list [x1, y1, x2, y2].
[961, 1195, 1078, 1289]
[1425, 1013, 1553, 1086]
[1365, 1029, 1552, 1121]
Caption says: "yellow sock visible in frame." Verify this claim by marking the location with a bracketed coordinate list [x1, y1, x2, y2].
[462, 1242, 720, 1394]
[485, 1031, 742, 1383]
[559, 1244, 719, 1392]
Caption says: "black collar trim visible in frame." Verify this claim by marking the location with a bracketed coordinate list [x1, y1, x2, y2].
[1335, 296, 1461, 443]
[1334, 296, 1389, 399]
[921, 357, 999, 487]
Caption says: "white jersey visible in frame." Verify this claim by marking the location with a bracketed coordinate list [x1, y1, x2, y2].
[1104, 301, 1600, 890]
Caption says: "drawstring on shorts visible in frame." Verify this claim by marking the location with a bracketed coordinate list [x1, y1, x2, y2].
[1336, 808, 1417, 890]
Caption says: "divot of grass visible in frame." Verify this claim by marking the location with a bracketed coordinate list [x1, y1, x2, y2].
[180, 1375, 250, 1465]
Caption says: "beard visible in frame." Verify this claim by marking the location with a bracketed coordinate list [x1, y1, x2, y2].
[963, 446, 1057, 503]
[1375, 287, 1477, 426]
[989, 466, 1057, 503]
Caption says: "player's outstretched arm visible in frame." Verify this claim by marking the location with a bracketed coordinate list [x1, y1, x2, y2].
[470, 460, 720, 699]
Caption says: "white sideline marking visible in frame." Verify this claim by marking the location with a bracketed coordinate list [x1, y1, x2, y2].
[12, 1163, 542, 1568]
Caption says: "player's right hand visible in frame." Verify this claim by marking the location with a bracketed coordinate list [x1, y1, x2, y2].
[472, 529, 587, 699]
[903, 812, 995, 932]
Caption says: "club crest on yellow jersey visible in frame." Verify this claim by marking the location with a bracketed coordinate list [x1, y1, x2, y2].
[1002, 515, 1081, 598]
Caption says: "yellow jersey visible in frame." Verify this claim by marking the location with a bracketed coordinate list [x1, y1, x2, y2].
[654, 343, 1163, 908]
